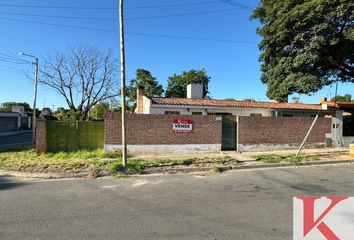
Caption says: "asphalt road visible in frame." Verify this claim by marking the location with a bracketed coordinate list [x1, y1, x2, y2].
[1, 164, 354, 240]
[0, 131, 32, 150]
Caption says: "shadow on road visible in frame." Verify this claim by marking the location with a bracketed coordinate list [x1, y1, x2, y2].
[0, 176, 27, 191]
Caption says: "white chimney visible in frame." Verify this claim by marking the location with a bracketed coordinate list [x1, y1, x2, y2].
[187, 84, 203, 99]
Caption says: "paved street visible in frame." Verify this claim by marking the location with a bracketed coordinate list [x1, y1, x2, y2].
[1, 164, 354, 240]
[0, 131, 32, 150]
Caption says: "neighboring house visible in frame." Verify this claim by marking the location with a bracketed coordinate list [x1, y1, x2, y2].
[0, 106, 31, 132]
[136, 84, 329, 117]
[320, 98, 354, 146]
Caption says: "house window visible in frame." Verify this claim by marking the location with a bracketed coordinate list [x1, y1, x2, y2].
[165, 111, 180, 115]
[250, 113, 262, 117]
[192, 112, 202, 115]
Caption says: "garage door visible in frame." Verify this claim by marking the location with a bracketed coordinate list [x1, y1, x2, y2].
[0, 117, 18, 132]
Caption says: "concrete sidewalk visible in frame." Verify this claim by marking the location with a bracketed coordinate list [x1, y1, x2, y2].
[132, 147, 351, 161]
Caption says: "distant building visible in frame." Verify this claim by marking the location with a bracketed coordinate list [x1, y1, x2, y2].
[0, 105, 31, 132]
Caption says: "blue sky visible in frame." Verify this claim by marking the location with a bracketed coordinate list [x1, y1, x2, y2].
[0, 0, 353, 110]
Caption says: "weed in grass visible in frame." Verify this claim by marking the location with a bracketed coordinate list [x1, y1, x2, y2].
[104, 149, 123, 159]
[107, 160, 145, 175]
[89, 167, 100, 179]
[210, 166, 223, 173]
[114, 173, 130, 178]
[0, 154, 6, 162]
[70, 162, 84, 169]
[179, 158, 195, 166]
[255, 154, 319, 164]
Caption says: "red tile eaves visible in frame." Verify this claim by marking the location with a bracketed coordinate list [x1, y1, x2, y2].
[150, 98, 324, 111]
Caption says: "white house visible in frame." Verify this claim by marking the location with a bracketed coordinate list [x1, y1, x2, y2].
[136, 84, 328, 117]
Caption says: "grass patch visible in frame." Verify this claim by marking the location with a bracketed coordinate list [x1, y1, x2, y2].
[254, 154, 319, 164]
[0, 148, 238, 176]
[0, 148, 121, 174]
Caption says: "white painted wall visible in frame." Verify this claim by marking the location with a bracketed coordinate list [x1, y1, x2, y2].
[147, 105, 273, 116]
[105, 144, 221, 156]
[331, 111, 344, 147]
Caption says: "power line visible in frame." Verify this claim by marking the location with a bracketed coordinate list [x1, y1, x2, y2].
[0, 57, 32, 64]
[126, 8, 240, 20]
[0, 17, 256, 44]
[0, 7, 240, 21]
[0, 44, 16, 55]
[126, 32, 257, 43]
[125, 1, 219, 9]
[0, 1, 219, 10]
[0, 16, 117, 33]
[0, 52, 30, 63]
[219, 0, 254, 12]
[0, 64, 27, 73]
[0, 11, 116, 21]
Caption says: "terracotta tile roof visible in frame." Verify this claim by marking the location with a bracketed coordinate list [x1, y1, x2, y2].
[323, 101, 354, 110]
[150, 98, 325, 111]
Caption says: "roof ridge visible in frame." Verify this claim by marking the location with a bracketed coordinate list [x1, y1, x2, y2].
[151, 97, 321, 106]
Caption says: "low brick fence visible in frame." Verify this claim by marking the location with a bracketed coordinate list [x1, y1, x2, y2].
[36, 114, 332, 155]
[105, 113, 222, 156]
[237, 116, 332, 151]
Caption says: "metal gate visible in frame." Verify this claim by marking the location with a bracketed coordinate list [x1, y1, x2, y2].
[221, 116, 237, 151]
[47, 121, 104, 152]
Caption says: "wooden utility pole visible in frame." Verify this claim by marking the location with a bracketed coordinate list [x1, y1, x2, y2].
[119, 0, 127, 166]
[32, 57, 39, 144]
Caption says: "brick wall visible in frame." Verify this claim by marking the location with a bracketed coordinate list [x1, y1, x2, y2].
[105, 113, 222, 145]
[238, 116, 331, 145]
[36, 120, 47, 153]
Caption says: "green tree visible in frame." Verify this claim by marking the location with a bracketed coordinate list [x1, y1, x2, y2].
[252, 0, 354, 100]
[291, 96, 301, 103]
[126, 69, 164, 110]
[90, 102, 110, 119]
[53, 108, 80, 121]
[242, 98, 256, 102]
[165, 69, 211, 98]
[331, 94, 352, 102]
[0, 102, 32, 112]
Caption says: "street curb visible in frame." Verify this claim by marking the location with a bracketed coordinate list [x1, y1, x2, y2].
[0, 170, 89, 179]
[230, 159, 354, 170]
[0, 159, 353, 179]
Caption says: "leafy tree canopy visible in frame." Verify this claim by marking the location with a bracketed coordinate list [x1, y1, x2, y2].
[252, 0, 354, 100]
[126, 69, 164, 110]
[331, 94, 353, 102]
[0, 102, 32, 112]
[165, 69, 211, 98]
[53, 108, 80, 121]
[90, 101, 110, 120]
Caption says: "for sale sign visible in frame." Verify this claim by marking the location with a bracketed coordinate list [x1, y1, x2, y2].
[173, 119, 193, 133]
